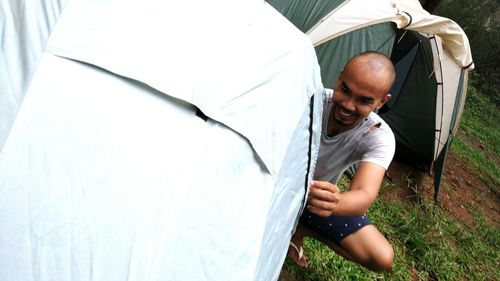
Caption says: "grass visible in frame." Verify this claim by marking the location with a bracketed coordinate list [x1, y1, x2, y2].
[284, 179, 500, 280]
[282, 84, 500, 280]
[451, 85, 500, 191]
[457, 85, 500, 156]
[451, 137, 499, 191]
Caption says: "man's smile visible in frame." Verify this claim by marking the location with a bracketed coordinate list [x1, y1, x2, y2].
[332, 103, 358, 124]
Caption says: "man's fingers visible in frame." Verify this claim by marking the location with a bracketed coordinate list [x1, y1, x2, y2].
[306, 205, 332, 217]
[307, 197, 334, 211]
[306, 181, 341, 217]
[311, 180, 340, 192]
[308, 186, 340, 202]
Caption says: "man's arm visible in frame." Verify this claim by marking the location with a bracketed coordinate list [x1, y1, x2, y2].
[306, 161, 385, 217]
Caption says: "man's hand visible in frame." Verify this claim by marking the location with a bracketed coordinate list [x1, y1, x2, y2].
[306, 180, 341, 217]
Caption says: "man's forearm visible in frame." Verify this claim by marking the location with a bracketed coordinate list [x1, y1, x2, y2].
[333, 189, 374, 216]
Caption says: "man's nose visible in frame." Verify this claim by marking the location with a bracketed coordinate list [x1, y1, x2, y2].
[342, 97, 355, 111]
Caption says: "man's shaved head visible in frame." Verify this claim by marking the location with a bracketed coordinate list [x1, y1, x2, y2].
[344, 51, 396, 94]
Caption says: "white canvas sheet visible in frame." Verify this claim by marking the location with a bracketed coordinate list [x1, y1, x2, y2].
[0, 1, 324, 280]
[0, 0, 69, 151]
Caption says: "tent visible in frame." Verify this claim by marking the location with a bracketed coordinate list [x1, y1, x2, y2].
[266, 0, 474, 200]
[0, 0, 324, 280]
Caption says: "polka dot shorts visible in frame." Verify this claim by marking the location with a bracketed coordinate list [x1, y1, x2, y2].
[299, 207, 372, 243]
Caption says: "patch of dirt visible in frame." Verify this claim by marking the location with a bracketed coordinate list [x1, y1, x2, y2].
[438, 151, 498, 226]
[278, 268, 302, 281]
[384, 150, 499, 227]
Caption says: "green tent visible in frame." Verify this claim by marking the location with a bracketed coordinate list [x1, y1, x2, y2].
[267, 0, 474, 200]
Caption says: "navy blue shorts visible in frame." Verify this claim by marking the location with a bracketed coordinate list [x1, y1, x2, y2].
[299, 208, 372, 243]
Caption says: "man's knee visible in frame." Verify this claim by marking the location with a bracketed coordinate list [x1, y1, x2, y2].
[332, 225, 394, 272]
[351, 227, 394, 272]
[373, 243, 393, 272]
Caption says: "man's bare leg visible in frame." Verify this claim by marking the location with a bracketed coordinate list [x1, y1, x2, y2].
[289, 224, 393, 272]
[331, 225, 393, 272]
[288, 224, 312, 268]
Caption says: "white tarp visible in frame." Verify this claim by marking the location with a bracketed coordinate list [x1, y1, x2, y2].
[0, 1, 324, 280]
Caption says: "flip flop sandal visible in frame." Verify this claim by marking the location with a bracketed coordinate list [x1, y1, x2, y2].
[289, 241, 308, 268]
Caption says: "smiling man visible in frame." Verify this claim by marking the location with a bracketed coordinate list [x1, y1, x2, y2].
[288, 51, 397, 273]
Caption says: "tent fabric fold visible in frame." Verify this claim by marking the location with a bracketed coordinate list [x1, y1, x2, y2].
[0, 0, 69, 152]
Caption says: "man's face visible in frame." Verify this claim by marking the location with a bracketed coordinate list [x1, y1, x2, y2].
[329, 60, 391, 132]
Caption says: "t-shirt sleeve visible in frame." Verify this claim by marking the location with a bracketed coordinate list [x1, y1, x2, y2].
[323, 88, 333, 102]
[360, 127, 396, 170]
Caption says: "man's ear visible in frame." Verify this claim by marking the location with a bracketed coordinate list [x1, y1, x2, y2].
[378, 94, 391, 109]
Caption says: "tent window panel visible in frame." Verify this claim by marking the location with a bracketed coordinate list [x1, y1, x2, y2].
[381, 35, 437, 170]
[315, 23, 396, 88]
[386, 44, 419, 109]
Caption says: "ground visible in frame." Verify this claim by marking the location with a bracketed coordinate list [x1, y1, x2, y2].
[278, 132, 499, 280]
[383, 151, 499, 227]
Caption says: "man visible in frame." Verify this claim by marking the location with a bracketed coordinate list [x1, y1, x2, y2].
[288, 51, 396, 272]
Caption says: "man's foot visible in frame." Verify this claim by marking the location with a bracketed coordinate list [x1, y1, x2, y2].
[288, 241, 308, 268]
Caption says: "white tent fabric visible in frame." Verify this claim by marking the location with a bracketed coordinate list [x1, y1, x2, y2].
[0, 1, 324, 280]
[0, 0, 68, 152]
[307, 0, 474, 69]
[430, 35, 466, 160]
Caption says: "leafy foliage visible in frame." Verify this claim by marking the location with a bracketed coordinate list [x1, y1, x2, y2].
[434, 0, 500, 105]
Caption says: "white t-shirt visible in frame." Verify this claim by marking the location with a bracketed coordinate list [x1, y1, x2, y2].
[313, 89, 395, 184]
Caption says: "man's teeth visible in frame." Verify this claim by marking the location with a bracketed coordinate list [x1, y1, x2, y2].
[339, 108, 352, 117]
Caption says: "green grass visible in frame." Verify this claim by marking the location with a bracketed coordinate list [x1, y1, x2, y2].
[282, 84, 500, 280]
[451, 85, 500, 190]
[451, 137, 500, 190]
[458, 85, 500, 156]
[284, 180, 500, 280]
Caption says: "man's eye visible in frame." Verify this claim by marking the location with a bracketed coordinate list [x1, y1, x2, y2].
[360, 99, 374, 105]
